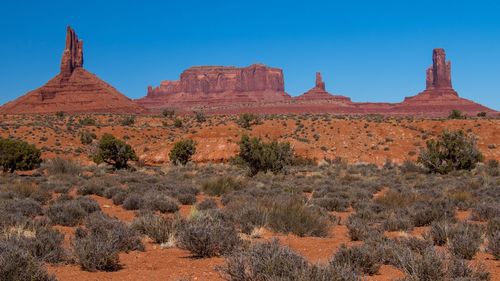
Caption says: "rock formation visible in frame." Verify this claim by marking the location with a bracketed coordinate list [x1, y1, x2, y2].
[294, 72, 351, 104]
[136, 64, 291, 110]
[396, 48, 493, 115]
[0, 26, 144, 114]
[60, 26, 84, 75]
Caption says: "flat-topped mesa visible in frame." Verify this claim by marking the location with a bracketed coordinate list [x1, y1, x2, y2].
[138, 64, 291, 110]
[60, 26, 83, 75]
[294, 72, 351, 104]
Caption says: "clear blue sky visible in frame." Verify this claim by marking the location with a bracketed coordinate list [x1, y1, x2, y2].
[0, 0, 498, 110]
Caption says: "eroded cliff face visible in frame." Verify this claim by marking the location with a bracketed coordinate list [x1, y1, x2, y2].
[0, 27, 144, 114]
[137, 64, 291, 110]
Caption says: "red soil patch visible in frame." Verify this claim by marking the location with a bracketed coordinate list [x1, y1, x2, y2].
[90, 195, 136, 222]
[48, 243, 224, 281]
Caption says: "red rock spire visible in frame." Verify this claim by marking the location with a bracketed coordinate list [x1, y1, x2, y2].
[426, 48, 452, 90]
[60, 26, 83, 75]
[315, 72, 325, 90]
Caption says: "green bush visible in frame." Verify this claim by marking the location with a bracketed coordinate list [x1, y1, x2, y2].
[448, 109, 464, 119]
[162, 108, 175, 118]
[201, 176, 242, 196]
[174, 118, 183, 128]
[238, 135, 293, 176]
[169, 139, 196, 166]
[0, 138, 42, 172]
[92, 133, 137, 169]
[80, 130, 96, 145]
[120, 116, 135, 126]
[236, 113, 259, 129]
[418, 130, 483, 174]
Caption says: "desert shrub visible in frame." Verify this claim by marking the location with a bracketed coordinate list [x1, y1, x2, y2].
[470, 203, 499, 221]
[487, 217, 500, 236]
[169, 139, 196, 166]
[162, 108, 175, 118]
[411, 200, 455, 227]
[488, 231, 500, 259]
[222, 239, 359, 281]
[177, 193, 197, 205]
[447, 256, 490, 280]
[79, 130, 96, 145]
[122, 193, 145, 210]
[132, 213, 177, 244]
[267, 197, 330, 237]
[196, 198, 218, 210]
[143, 194, 179, 213]
[0, 138, 42, 172]
[312, 197, 350, 212]
[72, 228, 121, 271]
[83, 212, 144, 252]
[174, 118, 183, 128]
[2, 198, 43, 217]
[395, 247, 446, 281]
[177, 211, 241, 257]
[202, 176, 242, 196]
[427, 220, 452, 246]
[194, 111, 206, 123]
[92, 133, 137, 169]
[448, 222, 483, 260]
[477, 111, 487, 117]
[0, 241, 57, 281]
[112, 190, 129, 205]
[448, 109, 464, 119]
[238, 135, 294, 176]
[79, 117, 97, 126]
[73, 213, 144, 272]
[3, 220, 66, 263]
[6, 180, 38, 198]
[331, 244, 381, 275]
[224, 199, 268, 234]
[236, 113, 259, 129]
[45, 157, 81, 176]
[346, 217, 380, 241]
[47, 197, 100, 226]
[120, 116, 135, 126]
[222, 239, 308, 280]
[418, 130, 483, 174]
[78, 181, 105, 196]
[383, 212, 414, 231]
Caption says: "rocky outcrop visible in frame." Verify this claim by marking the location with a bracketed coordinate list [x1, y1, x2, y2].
[294, 72, 351, 104]
[398, 48, 493, 115]
[0, 26, 144, 114]
[60, 27, 83, 75]
[137, 64, 291, 110]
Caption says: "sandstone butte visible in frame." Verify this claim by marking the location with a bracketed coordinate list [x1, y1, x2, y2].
[0, 26, 496, 116]
[0, 27, 144, 114]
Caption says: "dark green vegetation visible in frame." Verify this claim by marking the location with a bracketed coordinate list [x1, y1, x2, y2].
[238, 135, 294, 176]
[169, 139, 197, 165]
[0, 138, 42, 172]
[92, 133, 137, 169]
[418, 130, 483, 174]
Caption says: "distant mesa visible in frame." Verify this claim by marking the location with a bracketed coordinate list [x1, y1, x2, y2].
[0, 26, 144, 114]
[136, 64, 291, 110]
[294, 72, 352, 104]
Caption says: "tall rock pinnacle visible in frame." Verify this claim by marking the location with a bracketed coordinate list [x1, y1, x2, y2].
[315, 72, 326, 90]
[60, 26, 83, 75]
[426, 48, 452, 90]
